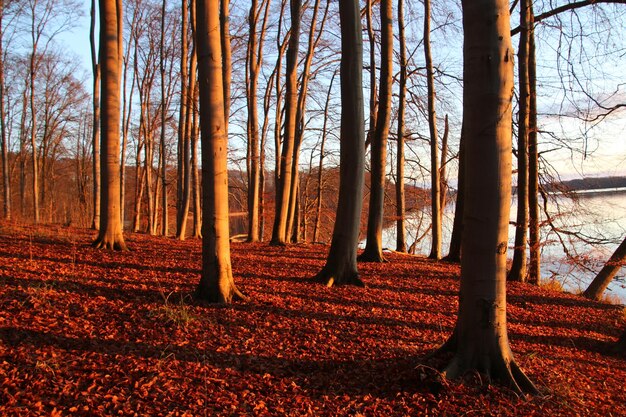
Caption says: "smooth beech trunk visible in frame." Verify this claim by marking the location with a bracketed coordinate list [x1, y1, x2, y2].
[509, 0, 531, 282]
[195, 0, 245, 303]
[93, 0, 127, 251]
[583, 237, 626, 300]
[424, 0, 441, 260]
[312, 0, 364, 288]
[176, 0, 191, 240]
[90, 0, 101, 230]
[445, 124, 465, 262]
[270, 0, 300, 245]
[395, 0, 406, 253]
[359, 0, 392, 263]
[527, 8, 540, 285]
[0, 0, 9, 221]
[440, 0, 536, 394]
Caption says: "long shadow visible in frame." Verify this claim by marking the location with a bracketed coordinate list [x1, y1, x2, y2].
[0, 326, 441, 399]
[508, 293, 620, 311]
[0, 250, 200, 276]
[368, 281, 458, 298]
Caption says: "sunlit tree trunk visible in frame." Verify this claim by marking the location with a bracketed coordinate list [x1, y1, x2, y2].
[509, 0, 531, 282]
[220, 0, 230, 130]
[246, 0, 261, 242]
[359, 0, 392, 262]
[271, 0, 300, 245]
[93, 0, 127, 250]
[159, 0, 168, 236]
[194, 0, 245, 303]
[424, 0, 441, 260]
[90, 0, 101, 230]
[176, 0, 190, 239]
[312, 0, 365, 287]
[583, 237, 626, 300]
[439, 0, 536, 394]
[395, 0, 407, 253]
[527, 6, 540, 285]
[286, 0, 327, 242]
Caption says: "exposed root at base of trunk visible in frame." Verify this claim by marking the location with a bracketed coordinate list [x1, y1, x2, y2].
[441, 353, 538, 396]
[312, 269, 365, 288]
[92, 237, 128, 251]
[194, 284, 249, 304]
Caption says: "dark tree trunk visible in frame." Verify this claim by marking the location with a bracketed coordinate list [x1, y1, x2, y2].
[313, 0, 365, 288]
[395, 0, 407, 253]
[583, 236, 626, 301]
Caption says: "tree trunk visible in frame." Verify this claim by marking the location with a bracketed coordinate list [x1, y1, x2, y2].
[176, 0, 190, 239]
[359, 0, 392, 263]
[29, 44, 39, 223]
[313, 69, 336, 243]
[395, 0, 406, 253]
[440, 0, 536, 394]
[270, 0, 300, 245]
[313, 0, 365, 288]
[425, 0, 441, 260]
[194, 0, 245, 303]
[444, 124, 465, 262]
[90, 0, 101, 230]
[527, 6, 540, 285]
[93, 0, 127, 251]
[509, 0, 531, 282]
[365, 0, 377, 148]
[583, 237, 626, 300]
[286, 0, 326, 243]
[220, 0, 231, 130]
[160, 0, 168, 237]
[440, 115, 449, 212]
[0, 0, 9, 221]
[246, 0, 261, 242]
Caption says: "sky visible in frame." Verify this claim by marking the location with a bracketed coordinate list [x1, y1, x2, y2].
[52, 0, 626, 180]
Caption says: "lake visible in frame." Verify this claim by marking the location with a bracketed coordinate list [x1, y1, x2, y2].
[376, 189, 626, 303]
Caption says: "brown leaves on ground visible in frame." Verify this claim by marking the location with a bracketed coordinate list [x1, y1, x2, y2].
[0, 223, 625, 416]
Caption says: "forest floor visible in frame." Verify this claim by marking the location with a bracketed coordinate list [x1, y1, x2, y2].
[0, 223, 625, 416]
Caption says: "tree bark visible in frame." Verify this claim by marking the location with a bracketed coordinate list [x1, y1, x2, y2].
[444, 124, 465, 262]
[395, 0, 406, 253]
[440, 0, 536, 394]
[0, 0, 9, 221]
[160, 0, 168, 236]
[194, 0, 245, 303]
[270, 0, 301, 245]
[509, 0, 531, 282]
[176, 0, 191, 239]
[93, 0, 127, 250]
[583, 237, 626, 300]
[312, 0, 365, 288]
[424, 0, 441, 260]
[359, 0, 392, 263]
[527, 6, 540, 285]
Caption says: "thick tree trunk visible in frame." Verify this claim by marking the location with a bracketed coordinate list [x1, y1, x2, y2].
[29, 50, 39, 223]
[93, 0, 127, 251]
[583, 237, 626, 300]
[440, 0, 536, 394]
[270, 0, 300, 245]
[527, 8, 540, 285]
[220, 0, 231, 130]
[509, 0, 531, 282]
[195, 0, 245, 303]
[176, 0, 190, 239]
[395, 0, 406, 253]
[425, 0, 441, 260]
[313, 0, 365, 288]
[359, 0, 392, 263]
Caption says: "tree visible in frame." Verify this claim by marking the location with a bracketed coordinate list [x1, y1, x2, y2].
[508, 0, 531, 282]
[424, 0, 441, 260]
[0, 0, 9, 221]
[93, 0, 127, 251]
[270, 0, 300, 245]
[583, 236, 626, 301]
[312, 0, 365, 287]
[90, 0, 100, 230]
[394, 0, 407, 253]
[359, 0, 392, 263]
[439, 0, 536, 394]
[194, 0, 244, 303]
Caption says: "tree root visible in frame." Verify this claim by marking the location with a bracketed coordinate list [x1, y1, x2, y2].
[312, 268, 365, 288]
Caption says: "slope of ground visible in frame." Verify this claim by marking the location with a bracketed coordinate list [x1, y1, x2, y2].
[0, 223, 625, 416]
